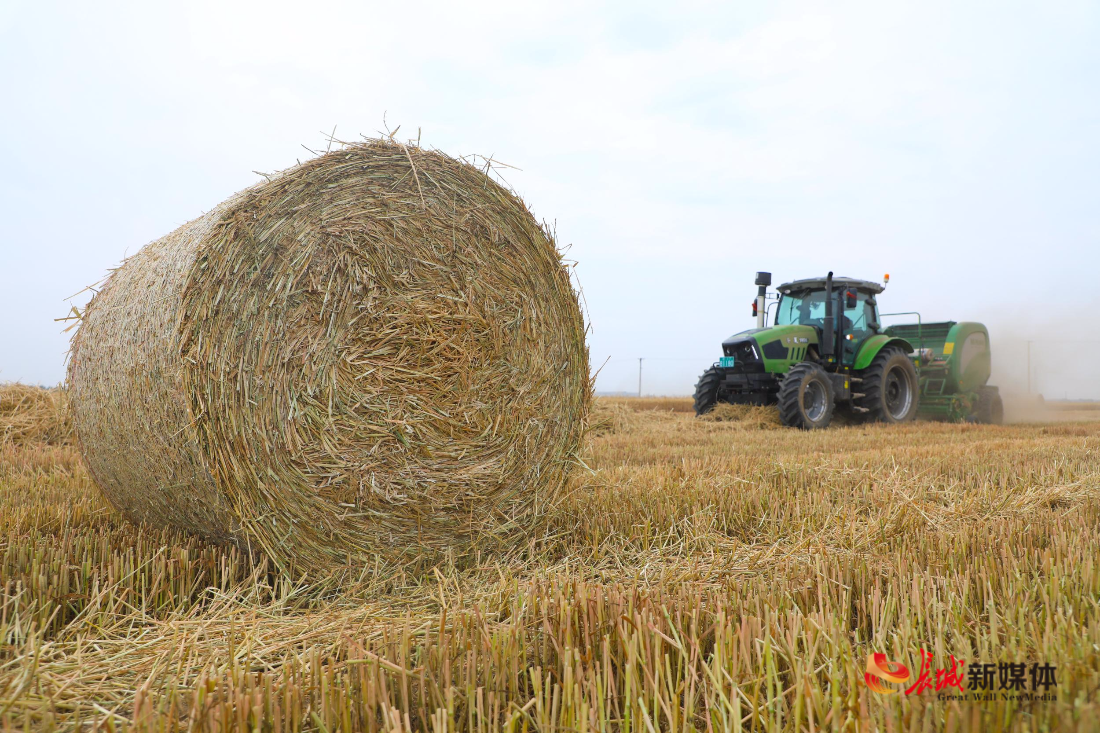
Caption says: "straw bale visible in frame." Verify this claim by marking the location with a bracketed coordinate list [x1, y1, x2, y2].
[67, 140, 591, 570]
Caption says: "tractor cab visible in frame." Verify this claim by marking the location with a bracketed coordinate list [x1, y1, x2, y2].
[774, 277, 884, 366]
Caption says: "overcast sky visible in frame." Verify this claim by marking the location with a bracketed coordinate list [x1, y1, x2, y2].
[2, 0, 1098, 397]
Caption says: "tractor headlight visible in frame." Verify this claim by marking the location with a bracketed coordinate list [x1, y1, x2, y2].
[722, 340, 759, 364]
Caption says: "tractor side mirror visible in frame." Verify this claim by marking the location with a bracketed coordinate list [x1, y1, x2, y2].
[844, 290, 857, 309]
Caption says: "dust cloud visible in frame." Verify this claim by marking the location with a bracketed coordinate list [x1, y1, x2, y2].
[983, 302, 1100, 422]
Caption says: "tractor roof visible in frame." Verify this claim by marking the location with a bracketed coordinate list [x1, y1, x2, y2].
[776, 276, 885, 295]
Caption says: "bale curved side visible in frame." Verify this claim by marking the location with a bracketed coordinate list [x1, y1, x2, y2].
[67, 203, 241, 544]
[68, 141, 590, 570]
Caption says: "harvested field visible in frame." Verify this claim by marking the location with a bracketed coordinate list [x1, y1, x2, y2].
[601, 396, 697, 413]
[3, 390, 1100, 730]
[1021, 400, 1100, 422]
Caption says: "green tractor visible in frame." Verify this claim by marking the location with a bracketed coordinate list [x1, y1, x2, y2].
[693, 272, 1003, 429]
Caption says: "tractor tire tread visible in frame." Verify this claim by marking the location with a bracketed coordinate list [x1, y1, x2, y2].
[693, 366, 723, 416]
[777, 362, 835, 430]
[853, 346, 920, 423]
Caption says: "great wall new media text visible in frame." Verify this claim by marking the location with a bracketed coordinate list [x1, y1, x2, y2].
[866, 649, 1057, 702]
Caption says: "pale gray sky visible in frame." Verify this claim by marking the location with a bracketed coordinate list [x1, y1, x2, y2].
[2, 0, 1098, 397]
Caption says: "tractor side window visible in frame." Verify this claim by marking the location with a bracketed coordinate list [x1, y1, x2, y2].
[840, 291, 877, 364]
[844, 292, 875, 339]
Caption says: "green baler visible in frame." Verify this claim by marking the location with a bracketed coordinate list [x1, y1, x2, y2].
[884, 321, 1002, 423]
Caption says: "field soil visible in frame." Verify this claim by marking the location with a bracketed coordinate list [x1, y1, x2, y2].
[3, 389, 1100, 731]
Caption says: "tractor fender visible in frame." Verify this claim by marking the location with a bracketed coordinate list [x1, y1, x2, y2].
[853, 335, 915, 371]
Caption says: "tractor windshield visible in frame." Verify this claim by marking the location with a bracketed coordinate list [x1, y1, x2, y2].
[776, 289, 878, 337]
[775, 292, 828, 327]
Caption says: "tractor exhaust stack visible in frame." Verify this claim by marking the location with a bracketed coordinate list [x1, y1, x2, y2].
[755, 271, 771, 329]
[821, 272, 834, 358]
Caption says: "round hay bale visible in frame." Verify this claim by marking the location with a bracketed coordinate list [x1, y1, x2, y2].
[67, 140, 590, 571]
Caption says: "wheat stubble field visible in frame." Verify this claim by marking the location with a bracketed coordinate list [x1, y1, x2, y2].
[2, 386, 1100, 731]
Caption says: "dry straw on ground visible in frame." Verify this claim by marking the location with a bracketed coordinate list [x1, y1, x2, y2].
[0, 383, 71, 446]
[66, 139, 590, 573]
[698, 401, 782, 428]
[4, 397, 1100, 730]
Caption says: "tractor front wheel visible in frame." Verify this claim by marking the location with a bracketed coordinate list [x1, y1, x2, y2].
[693, 366, 722, 416]
[777, 363, 835, 429]
[855, 347, 919, 423]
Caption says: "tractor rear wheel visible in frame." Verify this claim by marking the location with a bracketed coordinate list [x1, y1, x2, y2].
[855, 347, 919, 423]
[975, 387, 1004, 425]
[777, 363, 835, 429]
[693, 366, 722, 416]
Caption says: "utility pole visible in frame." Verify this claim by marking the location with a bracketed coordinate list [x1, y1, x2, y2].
[637, 358, 643, 398]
